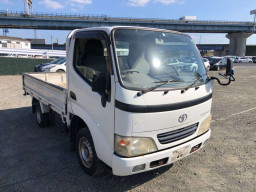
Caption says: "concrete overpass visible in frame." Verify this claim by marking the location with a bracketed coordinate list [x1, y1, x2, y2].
[0, 11, 255, 56]
[197, 44, 256, 56]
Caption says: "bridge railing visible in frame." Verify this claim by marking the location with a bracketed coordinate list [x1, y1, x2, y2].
[0, 10, 253, 25]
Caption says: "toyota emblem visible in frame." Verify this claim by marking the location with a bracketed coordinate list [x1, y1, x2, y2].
[178, 114, 187, 123]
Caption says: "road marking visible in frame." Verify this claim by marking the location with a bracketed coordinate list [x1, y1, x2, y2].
[212, 106, 256, 123]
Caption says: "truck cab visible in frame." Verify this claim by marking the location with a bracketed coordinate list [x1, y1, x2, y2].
[66, 27, 212, 176]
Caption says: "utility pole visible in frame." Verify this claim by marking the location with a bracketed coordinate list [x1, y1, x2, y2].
[51, 35, 53, 51]
[2, 28, 9, 36]
[250, 9, 256, 32]
[34, 29, 37, 39]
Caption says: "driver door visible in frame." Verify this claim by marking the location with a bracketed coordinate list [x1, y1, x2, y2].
[68, 31, 115, 165]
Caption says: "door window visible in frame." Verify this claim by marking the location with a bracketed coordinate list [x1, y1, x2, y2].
[74, 38, 109, 85]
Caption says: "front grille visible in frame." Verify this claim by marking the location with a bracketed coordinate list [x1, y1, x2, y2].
[157, 123, 198, 144]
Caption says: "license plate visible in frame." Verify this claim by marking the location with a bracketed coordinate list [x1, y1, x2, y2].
[171, 145, 190, 162]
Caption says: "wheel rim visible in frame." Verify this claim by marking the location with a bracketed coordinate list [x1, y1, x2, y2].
[36, 109, 41, 123]
[79, 137, 93, 168]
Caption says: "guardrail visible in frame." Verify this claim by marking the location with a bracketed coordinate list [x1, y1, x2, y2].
[0, 47, 65, 58]
[0, 10, 253, 25]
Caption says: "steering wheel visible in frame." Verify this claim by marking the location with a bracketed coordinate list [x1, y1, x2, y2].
[121, 69, 140, 74]
[162, 65, 180, 77]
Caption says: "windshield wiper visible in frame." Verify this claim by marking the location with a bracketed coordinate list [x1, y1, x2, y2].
[181, 74, 208, 94]
[137, 79, 184, 97]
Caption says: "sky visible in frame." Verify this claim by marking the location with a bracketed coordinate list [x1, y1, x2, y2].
[0, 0, 256, 44]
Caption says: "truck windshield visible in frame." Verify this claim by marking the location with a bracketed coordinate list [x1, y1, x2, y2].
[113, 29, 207, 90]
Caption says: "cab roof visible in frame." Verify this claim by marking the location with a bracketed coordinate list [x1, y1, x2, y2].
[72, 26, 187, 36]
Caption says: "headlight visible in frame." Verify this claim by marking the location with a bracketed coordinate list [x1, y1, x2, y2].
[197, 114, 212, 136]
[114, 135, 157, 157]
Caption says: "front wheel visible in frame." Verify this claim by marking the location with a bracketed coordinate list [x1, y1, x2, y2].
[56, 69, 65, 73]
[76, 128, 105, 176]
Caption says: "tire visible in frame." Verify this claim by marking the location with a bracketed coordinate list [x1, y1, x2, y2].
[35, 104, 49, 128]
[56, 69, 65, 73]
[239, 61, 242, 63]
[76, 128, 105, 176]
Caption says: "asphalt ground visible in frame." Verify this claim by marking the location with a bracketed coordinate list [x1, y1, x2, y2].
[0, 63, 255, 192]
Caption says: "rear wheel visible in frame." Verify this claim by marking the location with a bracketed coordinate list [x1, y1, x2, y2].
[76, 128, 105, 176]
[35, 104, 49, 128]
[56, 69, 65, 73]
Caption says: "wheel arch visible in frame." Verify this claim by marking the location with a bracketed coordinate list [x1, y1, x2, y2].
[70, 115, 88, 149]
[32, 97, 38, 113]
[69, 113, 113, 167]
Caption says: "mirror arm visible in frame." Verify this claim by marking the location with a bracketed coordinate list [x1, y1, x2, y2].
[209, 75, 235, 86]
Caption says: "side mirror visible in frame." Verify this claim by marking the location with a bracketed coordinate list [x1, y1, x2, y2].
[92, 73, 106, 93]
[226, 58, 234, 76]
[210, 58, 235, 86]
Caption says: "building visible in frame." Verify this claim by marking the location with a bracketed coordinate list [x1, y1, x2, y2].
[0, 36, 31, 49]
[28, 38, 46, 45]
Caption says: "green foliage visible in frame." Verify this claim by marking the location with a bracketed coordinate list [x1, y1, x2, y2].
[0, 57, 53, 75]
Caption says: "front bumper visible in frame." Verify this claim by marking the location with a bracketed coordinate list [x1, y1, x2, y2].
[112, 129, 211, 176]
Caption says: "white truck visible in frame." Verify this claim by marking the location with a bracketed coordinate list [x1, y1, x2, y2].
[179, 16, 197, 21]
[22, 26, 235, 176]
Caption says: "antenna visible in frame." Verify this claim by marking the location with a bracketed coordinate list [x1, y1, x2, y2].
[24, 0, 32, 15]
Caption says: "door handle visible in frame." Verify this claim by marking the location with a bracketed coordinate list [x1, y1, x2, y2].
[70, 91, 76, 101]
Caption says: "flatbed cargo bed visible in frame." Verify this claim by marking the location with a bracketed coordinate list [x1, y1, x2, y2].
[23, 73, 67, 115]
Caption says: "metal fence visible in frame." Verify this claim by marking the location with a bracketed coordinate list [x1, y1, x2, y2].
[0, 48, 65, 58]
[0, 10, 253, 25]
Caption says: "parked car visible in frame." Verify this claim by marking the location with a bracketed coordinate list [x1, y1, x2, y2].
[203, 58, 210, 71]
[176, 57, 199, 72]
[252, 57, 256, 63]
[41, 58, 66, 73]
[34, 57, 65, 72]
[0, 53, 15, 57]
[34, 55, 45, 59]
[234, 57, 253, 63]
[224, 56, 236, 62]
[209, 57, 226, 71]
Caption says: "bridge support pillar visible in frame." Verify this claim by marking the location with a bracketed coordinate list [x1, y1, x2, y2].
[226, 32, 252, 56]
